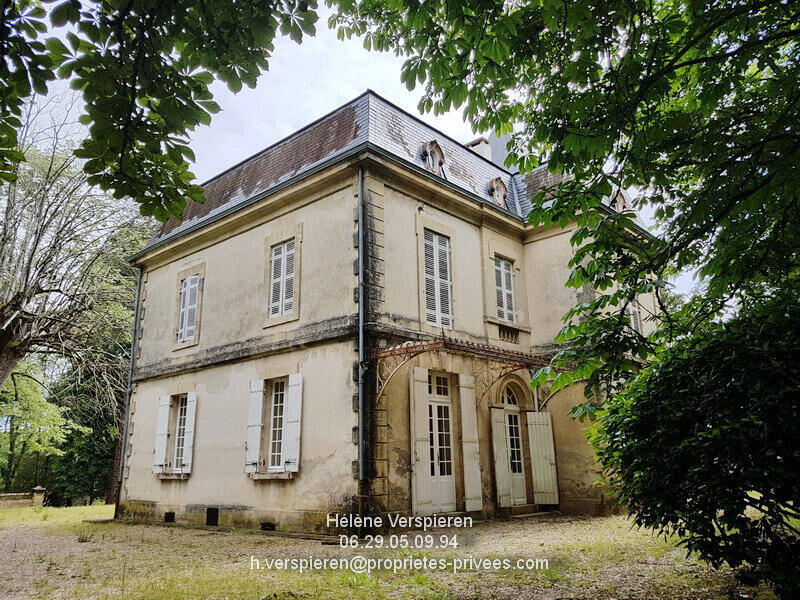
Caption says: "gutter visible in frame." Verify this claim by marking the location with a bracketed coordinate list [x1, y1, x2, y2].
[357, 166, 366, 484]
[114, 264, 143, 518]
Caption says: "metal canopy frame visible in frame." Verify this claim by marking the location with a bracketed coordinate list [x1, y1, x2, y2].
[374, 335, 552, 405]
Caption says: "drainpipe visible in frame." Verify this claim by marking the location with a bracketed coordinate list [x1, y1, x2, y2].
[357, 166, 366, 486]
[114, 264, 143, 519]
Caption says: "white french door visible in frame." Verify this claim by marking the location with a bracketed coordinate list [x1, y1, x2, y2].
[427, 400, 457, 513]
[506, 411, 527, 505]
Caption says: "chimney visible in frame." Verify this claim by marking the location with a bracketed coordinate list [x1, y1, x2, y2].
[465, 136, 492, 160]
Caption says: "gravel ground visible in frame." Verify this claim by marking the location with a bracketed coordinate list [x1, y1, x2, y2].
[0, 506, 774, 600]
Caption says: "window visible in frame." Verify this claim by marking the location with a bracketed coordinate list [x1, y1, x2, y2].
[494, 256, 515, 323]
[424, 229, 453, 328]
[427, 373, 450, 397]
[501, 386, 518, 406]
[153, 393, 197, 476]
[626, 303, 642, 334]
[506, 412, 523, 474]
[269, 239, 295, 318]
[245, 374, 303, 475]
[173, 394, 188, 468]
[267, 379, 286, 470]
[177, 275, 200, 343]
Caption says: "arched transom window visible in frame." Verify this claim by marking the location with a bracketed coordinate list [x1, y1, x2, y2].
[501, 385, 518, 406]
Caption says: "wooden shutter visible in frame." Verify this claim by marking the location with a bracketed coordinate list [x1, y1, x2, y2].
[269, 244, 283, 316]
[153, 396, 171, 473]
[458, 374, 483, 512]
[177, 279, 188, 341]
[410, 366, 433, 515]
[245, 380, 264, 473]
[183, 275, 199, 341]
[282, 373, 302, 472]
[283, 240, 295, 314]
[180, 392, 197, 474]
[423, 230, 438, 324]
[491, 407, 512, 507]
[423, 230, 453, 328]
[436, 234, 452, 327]
[526, 411, 559, 505]
[495, 257, 515, 322]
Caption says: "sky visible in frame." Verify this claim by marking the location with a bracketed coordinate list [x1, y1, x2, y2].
[188, 10, 475, 183]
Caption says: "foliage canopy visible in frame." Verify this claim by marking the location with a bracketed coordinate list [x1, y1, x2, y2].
[1, 0, 318, 220]
[331, 0, 800, 406]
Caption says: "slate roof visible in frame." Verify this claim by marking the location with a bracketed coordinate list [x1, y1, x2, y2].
[147, 90, 568, 248]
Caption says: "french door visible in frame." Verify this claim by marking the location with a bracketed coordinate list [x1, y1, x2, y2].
[506, 411, 527, 505]
[427, 400, 457, 513]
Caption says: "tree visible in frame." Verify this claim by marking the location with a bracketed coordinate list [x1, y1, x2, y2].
[0, 94, 147, 388]
[1, 0, 319, 220]
[0, 360, 81, 491]
[593, 286, 800, 598]
[330, 0, 800, 405]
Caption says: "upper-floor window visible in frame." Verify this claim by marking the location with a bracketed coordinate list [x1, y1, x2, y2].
[177, 275, 200, 343]
[494, 256, 515, 323]
[269, 239, 295, 318]
[423, 229, 453, 328]
[626, 302, 642, 334]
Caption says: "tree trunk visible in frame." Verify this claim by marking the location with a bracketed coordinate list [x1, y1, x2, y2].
[0, 347, 24, 390]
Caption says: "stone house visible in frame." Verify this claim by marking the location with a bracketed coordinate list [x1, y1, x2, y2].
[118, 90, 656, 531]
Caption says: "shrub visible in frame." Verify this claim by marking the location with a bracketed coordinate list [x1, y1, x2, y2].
[594, 288, 800, 598]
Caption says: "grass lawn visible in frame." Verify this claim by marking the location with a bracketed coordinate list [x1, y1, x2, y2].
[0, 504, 777, 600]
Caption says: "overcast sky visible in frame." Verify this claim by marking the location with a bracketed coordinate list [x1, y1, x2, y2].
[189, 11, 474, 183]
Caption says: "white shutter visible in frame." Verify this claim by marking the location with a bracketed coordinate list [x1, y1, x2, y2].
[423, 230, 437, 324]
[281, 373, 302, 472]
[153, 396, 171, 473]
[283, 240, 295, 314]
[269, 244, 283, 317]
[245, 380, 264, 473]
[495, 257, 515, 323]
[177, 279, 188, 341]
[458, 374, 483, 512]
[423, 230, 453, 328]
[180, 392, 197, 474]
[182, 275, 199, 341]
[526, 411, 559, 505]
[436, 234, 452, 327]
[410, 366, 433, 515]
[491, 407, 512, 507]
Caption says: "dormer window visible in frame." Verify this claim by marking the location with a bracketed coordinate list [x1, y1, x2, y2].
[421, 140, 445, 177]
[489, 177, 508, 209]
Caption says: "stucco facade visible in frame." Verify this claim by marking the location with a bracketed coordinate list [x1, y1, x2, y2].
[119, 91, 655, 532]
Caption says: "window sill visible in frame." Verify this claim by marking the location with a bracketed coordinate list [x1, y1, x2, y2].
[484, 316, 531, 333]
[261, 311, 300, 329]
[172, 337, 199, 352]
[249, 472, 294, 481]
[157, 473, 190, 480]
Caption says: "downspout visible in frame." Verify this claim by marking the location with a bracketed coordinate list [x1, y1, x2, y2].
[114, 264, 143, 519]
[357, 166, 366, 486]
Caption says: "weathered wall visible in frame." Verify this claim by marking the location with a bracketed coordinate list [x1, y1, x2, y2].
[0, 489, 44, 508]
[546, 383, 618, 515]
[121, 341, 358, 532]
[135, 179, 356, 373]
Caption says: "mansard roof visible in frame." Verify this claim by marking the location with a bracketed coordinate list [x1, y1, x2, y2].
[146, 90, 567, 249]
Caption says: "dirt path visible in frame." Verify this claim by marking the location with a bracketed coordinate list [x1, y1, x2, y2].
[0, 507, 770, 600]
